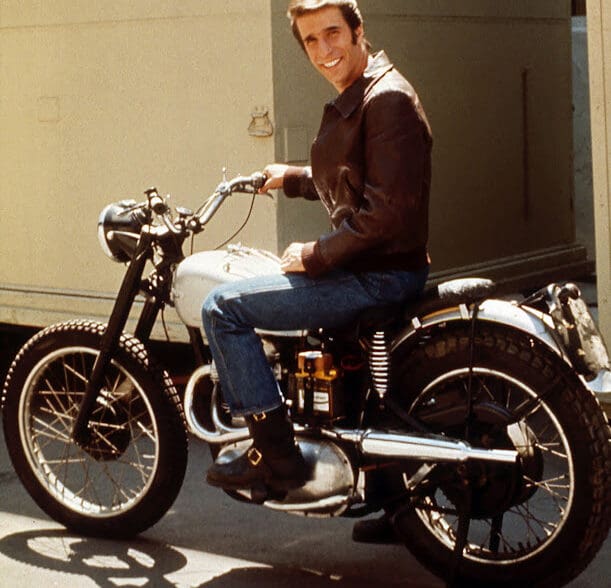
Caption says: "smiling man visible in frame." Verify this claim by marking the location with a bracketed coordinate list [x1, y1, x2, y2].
[202, 0, 432, 544]
[297, 4, 369, 93]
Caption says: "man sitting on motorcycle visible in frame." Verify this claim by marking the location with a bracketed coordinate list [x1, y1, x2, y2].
[202, 0, 432, 541]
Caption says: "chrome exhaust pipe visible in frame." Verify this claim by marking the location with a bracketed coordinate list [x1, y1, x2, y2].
[183, 364, 250, 444]
[333, 429, 517, 464]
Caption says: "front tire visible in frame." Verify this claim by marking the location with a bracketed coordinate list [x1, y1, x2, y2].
[1, 320, 188, 538]
[390, 322, 611, 587]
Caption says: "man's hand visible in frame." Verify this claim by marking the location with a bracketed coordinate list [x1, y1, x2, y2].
[260, 164, 289, 193]
[280, 242, 306, 273]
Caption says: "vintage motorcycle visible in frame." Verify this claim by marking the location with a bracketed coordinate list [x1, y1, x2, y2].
[2, 172, 610, 587]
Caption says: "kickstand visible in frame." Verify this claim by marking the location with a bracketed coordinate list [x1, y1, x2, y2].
[446, 484, 472, 588]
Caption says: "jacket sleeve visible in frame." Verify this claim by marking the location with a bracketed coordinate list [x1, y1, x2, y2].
[305, 89, 431, 277]
[282, 166, 319, 201]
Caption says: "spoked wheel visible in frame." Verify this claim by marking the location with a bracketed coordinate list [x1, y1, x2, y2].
[1, 320, 188, 538]
[390, 323, 611, 588]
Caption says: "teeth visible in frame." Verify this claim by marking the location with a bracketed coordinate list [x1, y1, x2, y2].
[323, 58, 340, 68]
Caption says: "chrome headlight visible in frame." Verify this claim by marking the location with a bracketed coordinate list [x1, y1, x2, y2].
[97, 200, 147, 263]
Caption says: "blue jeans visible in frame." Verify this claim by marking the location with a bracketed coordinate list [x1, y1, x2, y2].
[201, 267, 428, 416]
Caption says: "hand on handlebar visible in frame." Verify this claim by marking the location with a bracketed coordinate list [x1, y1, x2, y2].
[259, 164, 289, 194]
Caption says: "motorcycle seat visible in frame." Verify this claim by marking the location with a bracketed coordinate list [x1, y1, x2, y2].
[356, 277, 497, 332]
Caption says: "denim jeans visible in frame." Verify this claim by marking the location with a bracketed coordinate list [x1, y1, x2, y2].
[201, 266, 428, 416]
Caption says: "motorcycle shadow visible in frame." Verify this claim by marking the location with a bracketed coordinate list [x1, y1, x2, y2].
[0, 529, 188, 587]
[0, 528, 434, 588]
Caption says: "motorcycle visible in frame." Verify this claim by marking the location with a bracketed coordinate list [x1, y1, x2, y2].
[2, 172, 610, 587]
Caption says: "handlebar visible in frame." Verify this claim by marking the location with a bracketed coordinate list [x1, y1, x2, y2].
[142, 172, 267, 237]
[215, 172, 267, 196]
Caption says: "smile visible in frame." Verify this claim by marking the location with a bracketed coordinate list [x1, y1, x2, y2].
[322, 57, 341, 69]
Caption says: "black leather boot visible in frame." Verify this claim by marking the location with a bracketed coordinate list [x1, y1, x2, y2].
[206, 406, 309, 494]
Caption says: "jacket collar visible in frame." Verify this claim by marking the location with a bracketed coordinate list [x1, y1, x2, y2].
[330, 51, 394, 119]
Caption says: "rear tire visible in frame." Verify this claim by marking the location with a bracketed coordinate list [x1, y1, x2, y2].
[1, 320, 189, 538]
[390, 322, 611, 587]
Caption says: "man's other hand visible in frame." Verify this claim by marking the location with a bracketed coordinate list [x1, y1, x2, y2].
[280, 242, 306, 273]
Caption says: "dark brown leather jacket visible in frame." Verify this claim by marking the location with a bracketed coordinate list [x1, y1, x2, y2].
[283, 51, 432, 277]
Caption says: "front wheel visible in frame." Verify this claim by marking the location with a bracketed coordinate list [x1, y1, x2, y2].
[1, 320, 189, 538]
[390, 323, 611, 588]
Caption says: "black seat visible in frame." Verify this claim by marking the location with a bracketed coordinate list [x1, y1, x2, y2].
[356, 277, 496, 332]
[404, 277, 496, 319]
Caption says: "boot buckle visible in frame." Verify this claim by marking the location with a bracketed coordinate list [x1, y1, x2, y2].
[247, 446, 263, 466]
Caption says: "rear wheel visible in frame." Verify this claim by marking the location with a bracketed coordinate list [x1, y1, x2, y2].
[1, 320, 189, 538]
[390, 323, 611, 588]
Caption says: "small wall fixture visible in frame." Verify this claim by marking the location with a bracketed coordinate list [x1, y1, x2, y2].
[248, 107, 274, 137]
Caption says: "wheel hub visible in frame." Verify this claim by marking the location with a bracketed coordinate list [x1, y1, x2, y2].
[80, 392, 131, 461]
[436, 401, 543, 519]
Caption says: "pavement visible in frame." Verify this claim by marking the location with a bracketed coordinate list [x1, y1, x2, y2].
[0, 278, 609, 587]
[0, 423, 444, 588]
[0, 421, 609, 588]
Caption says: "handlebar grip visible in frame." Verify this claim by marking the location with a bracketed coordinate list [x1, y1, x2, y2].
[251, 172, 267, 191]
[143, 188, 168, 214]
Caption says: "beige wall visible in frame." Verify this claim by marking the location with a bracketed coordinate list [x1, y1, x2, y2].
[588, 1, 611, 343]
[0, 1, 276, 331]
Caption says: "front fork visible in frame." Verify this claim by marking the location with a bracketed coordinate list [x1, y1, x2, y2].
[72, 231, 160, 445]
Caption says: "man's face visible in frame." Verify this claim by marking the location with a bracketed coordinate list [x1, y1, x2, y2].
[296, 5, 368, 94]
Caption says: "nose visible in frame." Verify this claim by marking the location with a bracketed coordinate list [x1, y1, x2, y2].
[318, 38, 332, 59]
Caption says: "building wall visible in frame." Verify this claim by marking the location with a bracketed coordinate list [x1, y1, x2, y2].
[572, 16, 594, 262]
[587, 1, 611, 342]
[0, 1, 277, 332]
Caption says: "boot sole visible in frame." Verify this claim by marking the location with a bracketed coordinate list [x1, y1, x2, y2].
[206, 471, 307, 493]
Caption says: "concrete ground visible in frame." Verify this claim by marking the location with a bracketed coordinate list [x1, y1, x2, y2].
[0, 423, 444, 588]
[0, 420, 609, 588]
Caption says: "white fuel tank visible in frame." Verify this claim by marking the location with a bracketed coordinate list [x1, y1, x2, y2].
[171, 245, 282, 328]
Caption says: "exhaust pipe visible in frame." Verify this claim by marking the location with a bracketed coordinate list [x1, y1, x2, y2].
[184, 367, 517, 463]
[184, 364, 250, 444]
[335, 429, 517, 464]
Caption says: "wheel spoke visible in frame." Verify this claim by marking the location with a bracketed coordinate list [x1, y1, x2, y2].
[31, 416, 74, 444]
[410, 367, 574, 564]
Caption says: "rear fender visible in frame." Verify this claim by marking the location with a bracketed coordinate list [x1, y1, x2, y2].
[390, 298, 567, 361]
[390, 297, 611, 417]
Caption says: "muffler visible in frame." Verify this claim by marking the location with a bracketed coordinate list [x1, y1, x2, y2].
[335, 429, 517, 464]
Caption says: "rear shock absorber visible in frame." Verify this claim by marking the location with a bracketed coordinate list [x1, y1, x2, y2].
[368, 331, 389, 399]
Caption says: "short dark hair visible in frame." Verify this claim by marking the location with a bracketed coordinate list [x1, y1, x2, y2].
[287, 0, 368, 51]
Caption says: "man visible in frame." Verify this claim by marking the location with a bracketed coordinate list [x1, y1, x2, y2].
[202, 0, 432, 540]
